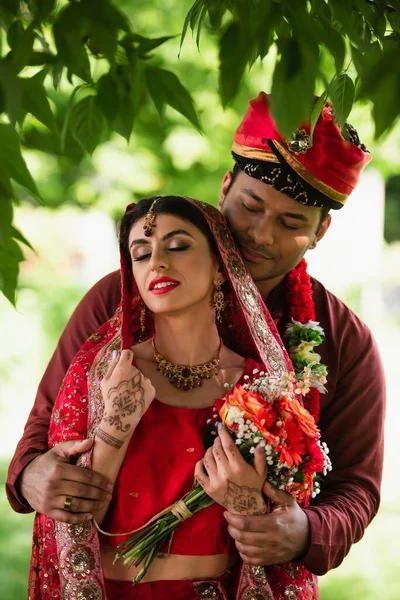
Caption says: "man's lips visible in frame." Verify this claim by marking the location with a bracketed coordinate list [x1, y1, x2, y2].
[149, 276, 180, 294]
[239, 245, 274, 263]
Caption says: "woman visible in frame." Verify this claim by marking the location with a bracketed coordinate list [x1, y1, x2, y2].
[29, 196, 318, 600]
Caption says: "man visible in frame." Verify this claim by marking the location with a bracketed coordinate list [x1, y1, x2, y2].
[7, 92, 385, 580]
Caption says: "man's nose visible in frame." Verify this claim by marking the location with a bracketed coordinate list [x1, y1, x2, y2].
[248, 217, 274, 246]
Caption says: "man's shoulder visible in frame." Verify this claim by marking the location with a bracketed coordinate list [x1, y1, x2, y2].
[72, 270, 121, 324]
[85, 270, 121, 301]
[309, 275, 374, 342]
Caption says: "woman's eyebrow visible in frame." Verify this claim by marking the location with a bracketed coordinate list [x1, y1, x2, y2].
[129, 229, 195, 250]
[162, 229, 195, 242]
[129, 237, 149, 250]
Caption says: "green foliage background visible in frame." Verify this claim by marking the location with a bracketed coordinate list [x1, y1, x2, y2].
[1, 0, 400, 304]
[0, 1, 400, 597]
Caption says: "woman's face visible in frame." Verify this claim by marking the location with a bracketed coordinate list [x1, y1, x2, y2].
[128, 213, 221, 318]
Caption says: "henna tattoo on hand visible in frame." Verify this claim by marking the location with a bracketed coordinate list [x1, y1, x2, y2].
[223, 481, 267, 515]
[103, 372, 145, 432]
[96, 427, 124, 449]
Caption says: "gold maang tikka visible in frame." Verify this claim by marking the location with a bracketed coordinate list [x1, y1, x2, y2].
[143, 198, 159, 237]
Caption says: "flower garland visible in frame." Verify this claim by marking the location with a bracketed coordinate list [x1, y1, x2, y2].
[285, 258, 327, 422]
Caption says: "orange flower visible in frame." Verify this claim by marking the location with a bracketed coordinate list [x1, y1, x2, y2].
[279, 419, 306, 467]
[279, 396, 319, 440]
[220, 386, 265, 422]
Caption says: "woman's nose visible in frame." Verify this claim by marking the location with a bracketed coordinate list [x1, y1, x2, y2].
[149, 249, 168, 271]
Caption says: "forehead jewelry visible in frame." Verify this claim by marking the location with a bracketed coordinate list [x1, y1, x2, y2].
[143, 198, 159, 237]
[152, 337, 223, 391]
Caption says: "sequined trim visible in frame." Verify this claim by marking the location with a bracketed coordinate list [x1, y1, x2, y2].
[271, 140, 347, 205]
[232, 141, 280, 163]
[193, 581, 228, 599]
[196, 200, 289, 377]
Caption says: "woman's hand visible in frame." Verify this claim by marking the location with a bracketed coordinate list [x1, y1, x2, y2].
[99, 349, 155, 445]
[194, 425, 268, 516]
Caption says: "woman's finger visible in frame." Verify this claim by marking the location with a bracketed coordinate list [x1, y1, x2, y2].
[118, 349, 133, 365]
[218, 425, 245, 466]
[103, 351, 120, 380]
[212, 435, 230, 474]
[194, 460, 209, 490]
[204, 446, 218, 477]
[253, 444, 267, 479]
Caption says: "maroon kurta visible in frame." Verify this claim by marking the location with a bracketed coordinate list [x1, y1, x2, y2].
[6, 269, 385, 576]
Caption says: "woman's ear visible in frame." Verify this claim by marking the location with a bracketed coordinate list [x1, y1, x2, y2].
[213, 264, 227, 286]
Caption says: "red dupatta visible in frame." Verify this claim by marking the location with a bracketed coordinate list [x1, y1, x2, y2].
[28, 198, 319, 600]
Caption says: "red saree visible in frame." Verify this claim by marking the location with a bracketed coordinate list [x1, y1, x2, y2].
[28, 199, 319, 600]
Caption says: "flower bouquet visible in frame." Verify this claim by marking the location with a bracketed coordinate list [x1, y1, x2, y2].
[114, 362, 331, 584]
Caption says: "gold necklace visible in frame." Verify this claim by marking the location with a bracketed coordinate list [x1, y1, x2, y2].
[152, 337, 223, 391]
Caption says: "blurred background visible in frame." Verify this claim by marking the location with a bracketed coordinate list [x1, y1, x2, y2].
[1, 2, 400, 598]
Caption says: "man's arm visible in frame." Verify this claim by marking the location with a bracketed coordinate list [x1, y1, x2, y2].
[6, 270, 121, 513]
[300, 325, 385, 574]
[224, 302, 385, 575]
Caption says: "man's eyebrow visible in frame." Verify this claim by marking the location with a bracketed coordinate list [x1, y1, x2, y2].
[242, 188, 310, 222]
[242, 188, 265, 205]
[282, 212, 309, 222]
[129, 229, 194, 250]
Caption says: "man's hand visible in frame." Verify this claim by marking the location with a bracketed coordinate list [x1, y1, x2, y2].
[224, 480, 310, 566]
[20, 438, 113, 524]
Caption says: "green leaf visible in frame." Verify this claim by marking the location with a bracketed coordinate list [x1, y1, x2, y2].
[323, 24, 346, 72]
[9, 23, 35, 73]
[69, 95, 108, 154]
[145, 66, 202, 132]
[328, 73, 355, 127]
[219, 21, 251, 107]
[196, 4, 208, 50]
[179, 0, 205, 56]
[372, 72, 400, 138]
[20, 70, 58, 133]
[27, 51, 57, 66]
[96, 73, 119, 125]
[388, 9, 400, 33]
[0, 58, 23, 125]
[0, 195, 13, 243]
[0, 236, 24, 306]
[89, 22, 118, 63]
[27, 0, 56, 21]
[121, 34, 177, 58]
[310, 89, 329, 141]
[207, 0, 226, 30]
[271, 35, 318, 136]
[0, 124, 41, 200]
[11, 225, 34, 250]
[53, 3, 92, 83]
[1, 0, 20, 16]
[7, 20, 25, 50]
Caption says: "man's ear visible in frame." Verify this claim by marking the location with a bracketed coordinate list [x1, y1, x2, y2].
[310, 214, 332, 249]
[218, 171, 233, 210]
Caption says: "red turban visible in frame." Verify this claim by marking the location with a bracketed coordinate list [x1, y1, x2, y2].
[232, 92, 371, 209]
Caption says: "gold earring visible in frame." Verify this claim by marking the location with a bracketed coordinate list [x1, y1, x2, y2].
[213, 281, 226, 323]
[138, 301, 147, 342]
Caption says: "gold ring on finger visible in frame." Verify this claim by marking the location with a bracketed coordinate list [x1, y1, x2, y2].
[64, 495, 73, 511]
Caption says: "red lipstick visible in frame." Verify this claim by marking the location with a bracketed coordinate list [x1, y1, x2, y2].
[149, 276, 180, 294]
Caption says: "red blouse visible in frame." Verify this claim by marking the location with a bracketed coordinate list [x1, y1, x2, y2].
[100, 357, 261, 555]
